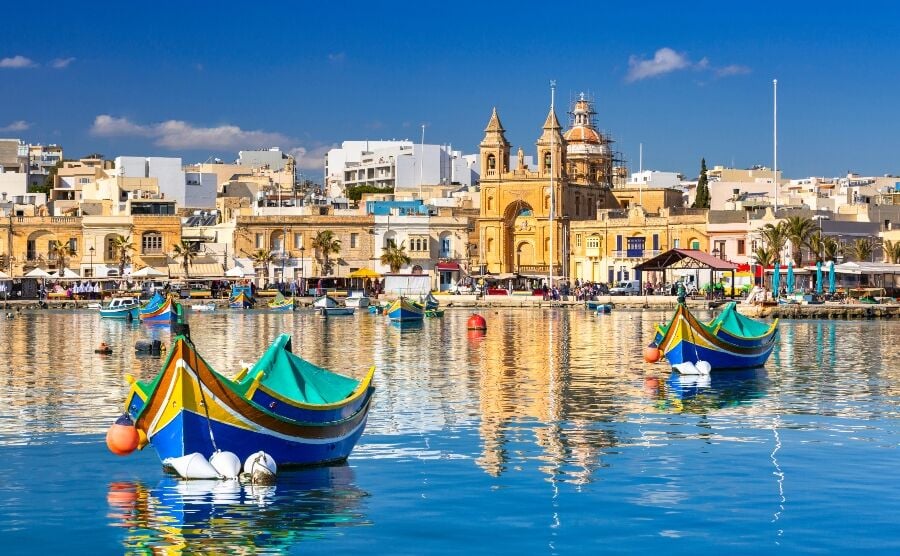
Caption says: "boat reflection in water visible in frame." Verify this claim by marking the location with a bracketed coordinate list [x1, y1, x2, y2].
[107, 464, 369, 553]
[656, 367, 769, 413]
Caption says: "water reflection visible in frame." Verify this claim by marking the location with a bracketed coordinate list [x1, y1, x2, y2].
[108, 465, 369, 553]
[656, 368, 770, 414]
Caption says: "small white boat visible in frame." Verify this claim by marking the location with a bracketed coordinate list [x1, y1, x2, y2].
[191, 302, 216, 312]
[86, 302, 102, 310]
[312, 295, 339, 308]
[344, 291, 371, 308]
[319, 306, 355, 317]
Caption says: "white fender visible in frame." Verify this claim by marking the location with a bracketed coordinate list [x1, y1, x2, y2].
[209, 450, 241, 479]
[672, 362, 700, 375]
[164, 453, 221, 480]
[243, 451, 277, 483]
[695, 360, 712, 375]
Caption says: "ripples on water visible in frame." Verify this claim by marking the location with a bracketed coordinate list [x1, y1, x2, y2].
[0, 308, 898, 554]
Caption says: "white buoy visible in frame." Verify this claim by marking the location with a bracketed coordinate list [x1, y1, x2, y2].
[164, 453, 221, 479]
[209, 450, 241, 479]
[695, 360, 712, 375]
[243, 451, 277, 484]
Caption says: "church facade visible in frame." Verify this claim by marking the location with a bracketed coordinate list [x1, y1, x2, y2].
[477, 95, 620, 278]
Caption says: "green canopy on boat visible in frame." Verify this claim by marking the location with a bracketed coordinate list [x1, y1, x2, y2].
[707, 302, 773, 337]
[241, 334, 359, 404]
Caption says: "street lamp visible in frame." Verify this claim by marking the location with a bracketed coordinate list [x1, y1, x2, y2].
[299, 245, 306, 296]
[89, 246, 95, 278]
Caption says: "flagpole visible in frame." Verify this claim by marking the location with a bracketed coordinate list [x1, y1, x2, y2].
[549, 79, 556, 294]
[773, 79, 778, 211]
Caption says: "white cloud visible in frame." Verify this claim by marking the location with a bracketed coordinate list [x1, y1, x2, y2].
[626, 48, 690, 82]
[625, 47, 751, 83]
[0, 55, 37, 69]
[90, 114, 291, 150]
[328, 52, 346, 63]
[50, 57, 76, 69]
[715, 64, 751, 77]
[289, 144, 338, 170]
[0, 120, 31, 132]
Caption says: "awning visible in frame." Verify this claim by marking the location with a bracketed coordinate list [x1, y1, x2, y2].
[634, 249, 739, 272]
[435, 262, 461, 271]
[348, 268, 381, 278]
[168, 262, 225, 279]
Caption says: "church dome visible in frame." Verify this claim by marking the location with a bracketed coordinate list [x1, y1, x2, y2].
[564, 126, 601, 144]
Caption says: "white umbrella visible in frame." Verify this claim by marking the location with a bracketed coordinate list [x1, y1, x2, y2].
[58, 268, 81, 279]
[25, 268, 53, 278]
[225, 266, 249, 278]
[131, 266, 167, 278]
[0, 270, 9, 278]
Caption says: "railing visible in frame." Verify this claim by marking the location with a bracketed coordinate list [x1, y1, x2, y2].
[516, 264, 563, 275]
[612, 250, 661, 259]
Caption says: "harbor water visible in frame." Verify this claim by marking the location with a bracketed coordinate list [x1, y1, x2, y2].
[0, 307, 898, 554]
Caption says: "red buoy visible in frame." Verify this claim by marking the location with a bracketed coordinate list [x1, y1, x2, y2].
[106, 414, 140, 456]
[643, 343, 661, 363]
[467, 313, 487, 331]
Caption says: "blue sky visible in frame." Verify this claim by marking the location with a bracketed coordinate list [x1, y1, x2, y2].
[2, 1, 898, 181]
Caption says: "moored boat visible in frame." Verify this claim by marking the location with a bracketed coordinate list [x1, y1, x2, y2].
[653, 302, 777, 370]
[421, 292, 439, 311]
[312, 295, 339, 308]
[121, 325, 375, 466]
[190, 301, 216, 312]
[100, 297, 141, 320]
[344, 292, 371, 308]
[319, 306, 355, 317]
[268, 292, 294, 311]
[229, 284, 254, 309]
[140, 292, 175, 322]
[386, 297, 424, 322]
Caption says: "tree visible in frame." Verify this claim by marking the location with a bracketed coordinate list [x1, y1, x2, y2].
[848, 238, 875, 262]
[784, 215, 816, 265]
[50, 240, 73, 271]
[753, 246, 774, 290]
[312, 230, 341, 275]
[759, 221, 788, 264]
[111, 234, 134, 276]
[808, 232, 825, 264]
[884, 240, 900, 264]
[692, 158, 710, 209]
[250, 248, 276, 284]
[822, 236, 841, 262]
[381, 241, 411, 273]
[172, 240, 198, 279]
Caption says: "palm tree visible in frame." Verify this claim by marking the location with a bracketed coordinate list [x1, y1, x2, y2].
[250, 248, 276, 284]
[111, 234, 134, 276]
[784, 215, 816, 265]
[753, 246, 774, 289]
[882, 240, 900, 264]
[50, 240, 73, 272]
[759, 222, 788, 264]
[312, 230, 341, 276]
[848, 238, 875, 262]
[808, 232, 825, 264]
[172, 240, 198, 279]
[381, 241, 411, 273]
[823, 236, 842, 262]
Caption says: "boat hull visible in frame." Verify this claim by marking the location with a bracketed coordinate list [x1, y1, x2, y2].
[344, 296, 371, 308]
[141, 295, 174, 322]
[386, 298, 424, 322]
[655, 304, 777, 370]
[321, 307, 354, 316]
[100, 306, 140, 320]
[269, 299, 294, 311]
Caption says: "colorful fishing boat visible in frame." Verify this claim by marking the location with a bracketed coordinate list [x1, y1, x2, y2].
[653, 301, 777, 349]
[386, 297, 424, 322]
[653, 303, 777, 370]
[268, 292, 294, 311]
[421, 292, 439, 311]
[424, 308, 444, 318]
[140, 292, 175, 322]
[122, 321, 375, 466]
[99, 296, 141, 320]
[229, 284, 254, 309]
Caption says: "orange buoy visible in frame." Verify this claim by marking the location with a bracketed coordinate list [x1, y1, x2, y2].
[467, 329, 486, 341]
[106, 414, 140, 456]
[643, 343, 661, 363]
[467, 313, 487, 331]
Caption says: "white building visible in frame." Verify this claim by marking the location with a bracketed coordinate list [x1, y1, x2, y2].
[184, 171, 218, 209]
[115, 156, 217, 209]
[238, 147, 291, 172]
[627, 170, 682, 189]
[324, 140, 479, 198]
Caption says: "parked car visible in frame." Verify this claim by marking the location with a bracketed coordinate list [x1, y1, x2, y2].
[609, 280, 642, 295]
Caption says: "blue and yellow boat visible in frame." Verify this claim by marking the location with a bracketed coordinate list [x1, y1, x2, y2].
[268, 292, 294, 312]
[140, 292, 175, 322]
[229, 284, 254, 309]
[654, 303, 777, 370]
[386, 297, 424, 322]
[123, 323, 375, 466]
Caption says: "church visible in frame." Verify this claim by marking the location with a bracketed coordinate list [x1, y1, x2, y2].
[477, 94, 621, 278]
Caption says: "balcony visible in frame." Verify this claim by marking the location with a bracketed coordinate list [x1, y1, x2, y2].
[516, 264, 563, 276]
[586, 246, 601, 258]
[612, 249, 661, 259]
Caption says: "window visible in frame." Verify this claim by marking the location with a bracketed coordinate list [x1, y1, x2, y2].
[68, 238, 77, 254]
[587, 236, 600, 249]
[575, 234, 582, 248]
[673, 238, 681, 248]
[350, 233, 358, 248]
[626, 236, 645, 258]
[78, 177, 91, 184]
[294, 233, 303, 249]
[652, 234, 659, 251]
[255, 233, 264, 249]
[691, 239, 701, 250]
[487, 196, 493, 211]
[142, 232, 163, 254]
[27, 239, 36, 260]
[487, 155, 496, 170]
[737, 239, 746, 255]
[751, 240, 757, 252]
[575, 195, 581, 216]
[440, 236, 451, 258]
[543, 151, 551, 171]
